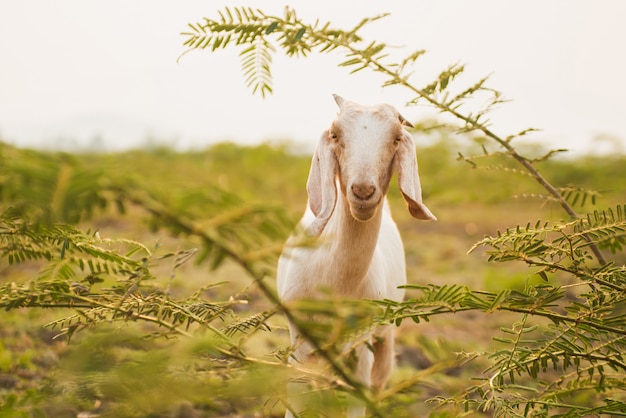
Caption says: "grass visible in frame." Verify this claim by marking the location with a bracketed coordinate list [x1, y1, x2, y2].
[0, 137, 624, 417]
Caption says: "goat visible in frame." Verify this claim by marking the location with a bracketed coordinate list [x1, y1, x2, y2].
[277, 95, 436, 417]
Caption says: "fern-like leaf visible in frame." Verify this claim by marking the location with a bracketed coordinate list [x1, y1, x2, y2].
[240, 38, 274, 97]
[222, 311, 272, 337]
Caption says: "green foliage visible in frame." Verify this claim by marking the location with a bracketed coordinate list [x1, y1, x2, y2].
[0, 144, 114, 224]
[0, 142, 299, 416]
[1, 138, 625, 416]
[182, 6, 387, 97]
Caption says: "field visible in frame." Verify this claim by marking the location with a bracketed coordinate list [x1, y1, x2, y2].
[1, 135, 625, 417]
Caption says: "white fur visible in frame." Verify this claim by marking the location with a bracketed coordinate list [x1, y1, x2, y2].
[277, 95, 435, 417]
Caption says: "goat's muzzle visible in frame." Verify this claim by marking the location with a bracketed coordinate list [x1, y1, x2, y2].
[351, 183, 376, 200]
[348, 182, 381, 221]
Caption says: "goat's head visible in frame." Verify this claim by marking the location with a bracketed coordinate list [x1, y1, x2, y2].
[307, 95, 436, 236]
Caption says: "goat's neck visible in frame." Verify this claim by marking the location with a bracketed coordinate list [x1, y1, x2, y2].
[327, 193, 383, 290]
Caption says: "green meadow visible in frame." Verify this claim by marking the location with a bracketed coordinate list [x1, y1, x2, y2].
[1, 133, 624, 417]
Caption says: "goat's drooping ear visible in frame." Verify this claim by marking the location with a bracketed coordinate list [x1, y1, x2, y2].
[395, 131, 437, 221]
[306, 130, 339, 236]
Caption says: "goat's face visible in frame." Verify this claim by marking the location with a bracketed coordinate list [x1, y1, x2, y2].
[329, 99, 403, 221]
[306, 95, 436, 236]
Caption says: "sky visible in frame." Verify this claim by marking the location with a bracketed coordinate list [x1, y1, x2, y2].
[1, 1, 625, 155]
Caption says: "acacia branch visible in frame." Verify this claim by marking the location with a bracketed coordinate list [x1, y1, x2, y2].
[183, 9, 608, 265]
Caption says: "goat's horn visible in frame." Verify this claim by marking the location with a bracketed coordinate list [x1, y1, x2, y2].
[399, 113, 414, 129]
[332, 94, 345, 108]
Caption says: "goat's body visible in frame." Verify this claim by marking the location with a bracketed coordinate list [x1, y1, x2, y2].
[277, 190, 406, 417]
[278, 194, 405, 304]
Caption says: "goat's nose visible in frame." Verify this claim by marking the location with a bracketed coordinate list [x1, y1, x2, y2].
[351, 183, 376, 200]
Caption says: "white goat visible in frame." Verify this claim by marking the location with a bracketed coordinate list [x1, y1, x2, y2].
[277, 95, 436, 417]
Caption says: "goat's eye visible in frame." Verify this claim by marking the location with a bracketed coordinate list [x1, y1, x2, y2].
[394, 135, 402, 145]
[330, 132, 344, 148]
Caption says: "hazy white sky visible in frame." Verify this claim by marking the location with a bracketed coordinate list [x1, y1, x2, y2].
[1, 1, 625, 154]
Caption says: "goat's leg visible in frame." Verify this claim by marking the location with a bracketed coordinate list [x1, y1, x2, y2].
[285, 357, 309, 418]
[346, 342, 374, 418]
[285, 323, 317, 418]
[371, 325, 395, 392]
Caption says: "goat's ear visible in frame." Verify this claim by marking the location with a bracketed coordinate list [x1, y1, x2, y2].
[306, 130, 338, 235]
[396, 131, 437, 221]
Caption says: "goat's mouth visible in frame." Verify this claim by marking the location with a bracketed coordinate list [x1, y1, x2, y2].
[348, 198, 382, 221]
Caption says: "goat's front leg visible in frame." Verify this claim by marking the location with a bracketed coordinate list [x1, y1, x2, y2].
[345, 340, 374, 418]
[371, 324, 395, 391]
[284, 323, 318, 418]
[285, 327, 375, 418]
